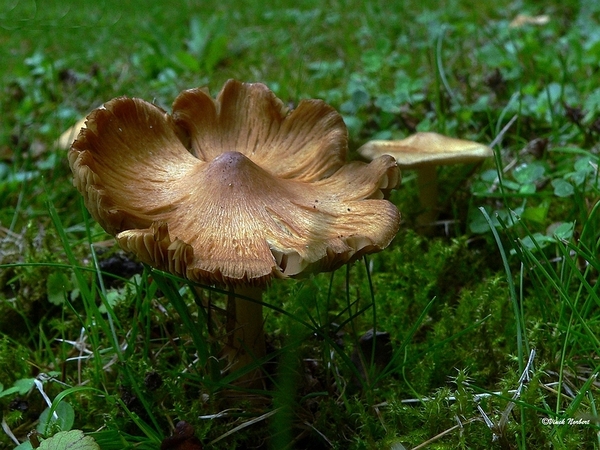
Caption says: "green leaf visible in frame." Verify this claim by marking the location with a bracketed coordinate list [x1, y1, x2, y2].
[38, 430, 100, 450]
[518, 183, 537, 194]
[568, 156, 597, 186]
[551, 178, 574, 197]
[97, 289, 123, 314]
[574, 156, 597, 172]
[186, 16, 209, 56]
[519, 233, 554, 251]
[0, 385, 21, 398]
[374, 94, 401, 113]
[501, 179, 521, 191]
[480, 169, 499, 183]
[15, 378, 36, 393]
[46, 271, 72, 305]
[521, 199, 550, 223]
[469, 205, 524, 234]
[469, 206, 494, 233]
[350, 88, 370, 109]
[513, 162, 545, 185]
[552, 222, 575, 241]
[0, 378, 36, 398]
[174, 50, 201, 72]
[37, 401, 75, 435]
[204, 34, 229, 72]
[0, 162, 9, 179]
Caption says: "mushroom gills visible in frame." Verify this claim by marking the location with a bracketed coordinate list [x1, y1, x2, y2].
[271, 248, 306, 275]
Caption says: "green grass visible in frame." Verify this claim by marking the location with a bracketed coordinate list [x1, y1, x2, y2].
[1, 0, 600, 448]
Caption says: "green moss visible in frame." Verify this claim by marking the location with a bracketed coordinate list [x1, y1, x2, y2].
[0, 337, 30, 385]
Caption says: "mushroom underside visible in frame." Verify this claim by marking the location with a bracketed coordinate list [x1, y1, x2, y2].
[113, 151, 400, 286]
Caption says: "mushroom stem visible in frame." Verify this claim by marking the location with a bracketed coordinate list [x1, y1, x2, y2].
[415, 165, 439, 231]
[226, 285, 266, 386]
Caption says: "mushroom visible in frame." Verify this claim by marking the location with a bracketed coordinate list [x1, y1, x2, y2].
[358, 132, 492, 232]
[69, 79, 401, 386]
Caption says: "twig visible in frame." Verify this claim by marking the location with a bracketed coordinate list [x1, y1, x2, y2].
[398, 388, 520, 405]
[410, 417, 480, 450]
[33, 378, 58, 421]
[489, 114, 518, 149]
[302, 421, 333, 447]
[209, 408, 281, 445]
[498, 348, 536, 430]
[1, 416, 20, 445]
[487, 114, 518, 193]
[198, 408, 243, 420]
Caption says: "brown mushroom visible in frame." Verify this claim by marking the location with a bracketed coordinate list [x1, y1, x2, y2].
[358, 132, 492, 232]
[69, 79, 401, 386]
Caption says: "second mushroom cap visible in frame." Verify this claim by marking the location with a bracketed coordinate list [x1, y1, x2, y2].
[358, 131, 493, 232]
[358, 132, 493, 168]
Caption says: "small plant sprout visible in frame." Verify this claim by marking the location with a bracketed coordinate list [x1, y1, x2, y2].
[68, 79, 401, 387]
[358, 132, 492, 232]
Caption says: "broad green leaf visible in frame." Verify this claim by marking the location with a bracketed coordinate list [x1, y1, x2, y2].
[38, 430, 100, 450]
[501, 179, 521, 191]
[519, 233, 554, 251]
[480, 169, 499, 183]
[350, 88, 370, 109]
[47, 271, 72, 305]
[551, 178, 574, 197]
[37, 401, 75, 435]
[521, 200, 550, 223]
[204, 34, 228, 72]
[518, 183, 537, 194]
[174, 50, 201, 72]
[0, 162, 9, 179]
[0, 385, 20, 398]
[374, 94, 401, 113]
[513, 162, 545, 184]
[574, 156, 597, 172]
[469, 206, 524, 234]
[97, 290, 122, 314]
[552, 222, 575, 240]
[469, 206, 494, 233]
[0, 378, 36, 398]
[15, 378, 36, 393]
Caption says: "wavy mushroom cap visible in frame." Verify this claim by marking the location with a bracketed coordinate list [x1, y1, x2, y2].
[358, 132, 493, 168]
[69, 80, 401, 286]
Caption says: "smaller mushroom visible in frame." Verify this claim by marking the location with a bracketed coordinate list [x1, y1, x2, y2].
[509, 14, 550, 28]
[358, 132, 493, 232]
